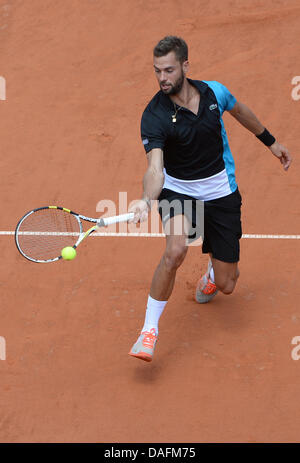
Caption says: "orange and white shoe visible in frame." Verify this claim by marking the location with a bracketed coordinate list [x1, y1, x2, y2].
[195, 259, 218, 303]
[129, 328, 158, 362]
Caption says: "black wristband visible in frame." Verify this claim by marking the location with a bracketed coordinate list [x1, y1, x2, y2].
[256, 128, 276, 146]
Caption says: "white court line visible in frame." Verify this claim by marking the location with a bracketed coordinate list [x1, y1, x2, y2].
[1, 231, 300, 239]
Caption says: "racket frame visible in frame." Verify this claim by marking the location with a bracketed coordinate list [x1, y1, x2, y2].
[15, 206, 134, 263]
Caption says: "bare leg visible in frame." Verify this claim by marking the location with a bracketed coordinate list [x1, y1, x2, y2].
[209, 253, 240, 294]
[129, 215, 190, 361]
[150, 215, 190, 300]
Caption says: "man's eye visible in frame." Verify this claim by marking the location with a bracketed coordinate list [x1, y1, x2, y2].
[167, 70, 173, 73]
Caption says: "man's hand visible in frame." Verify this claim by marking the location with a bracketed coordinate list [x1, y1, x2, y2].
[128, 199, 150, 224]
[269, 141, 292, 171]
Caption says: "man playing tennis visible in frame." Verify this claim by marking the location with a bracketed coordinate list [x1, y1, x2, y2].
[128, 36, 292, 362]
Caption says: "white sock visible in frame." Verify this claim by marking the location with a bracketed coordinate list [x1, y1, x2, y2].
[141, 295, 167, 335]
[209, 266, 215, 283]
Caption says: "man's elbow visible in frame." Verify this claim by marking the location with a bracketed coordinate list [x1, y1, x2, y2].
[152, 168, 165, 184]
[148, 163, 164, 178]
[228, 100, 243, 118]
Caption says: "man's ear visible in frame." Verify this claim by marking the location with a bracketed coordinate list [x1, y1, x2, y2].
[182, 60, 189, 75]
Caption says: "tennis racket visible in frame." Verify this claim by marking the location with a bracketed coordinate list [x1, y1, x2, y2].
[15, 206, 134, 263]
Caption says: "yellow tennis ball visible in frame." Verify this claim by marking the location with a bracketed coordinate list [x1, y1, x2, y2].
[61, 246, 77, 260]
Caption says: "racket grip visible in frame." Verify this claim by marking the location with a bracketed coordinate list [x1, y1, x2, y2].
[98, 212, 134, 227]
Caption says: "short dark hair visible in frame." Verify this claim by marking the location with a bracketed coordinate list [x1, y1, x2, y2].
[153, 36, 188, 64]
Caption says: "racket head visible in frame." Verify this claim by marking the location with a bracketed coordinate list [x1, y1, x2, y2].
[15, 206, 83, 263]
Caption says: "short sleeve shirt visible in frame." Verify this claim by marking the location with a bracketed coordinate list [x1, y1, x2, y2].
[140, 79, 237, 181]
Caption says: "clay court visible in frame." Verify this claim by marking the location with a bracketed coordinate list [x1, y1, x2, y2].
[0, 0, 300, 443]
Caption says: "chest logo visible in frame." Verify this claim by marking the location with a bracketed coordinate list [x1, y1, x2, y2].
[209, 104, 218, 111]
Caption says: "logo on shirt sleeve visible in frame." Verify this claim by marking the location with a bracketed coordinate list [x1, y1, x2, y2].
[142, 138, 149, 145]
[209, 104, 218, 111]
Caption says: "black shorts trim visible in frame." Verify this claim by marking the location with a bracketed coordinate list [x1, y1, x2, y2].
[158, 187, 242, 263]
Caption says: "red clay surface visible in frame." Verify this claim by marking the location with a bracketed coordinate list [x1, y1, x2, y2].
[0, 0, 300, 443]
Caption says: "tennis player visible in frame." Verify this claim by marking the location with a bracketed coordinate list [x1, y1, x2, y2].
[128, 36, 292, 362]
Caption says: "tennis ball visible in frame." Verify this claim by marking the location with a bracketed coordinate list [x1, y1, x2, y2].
[61, 246, 77, 260]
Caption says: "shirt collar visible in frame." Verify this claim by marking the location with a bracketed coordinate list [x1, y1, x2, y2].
[187, 78, 208, 94]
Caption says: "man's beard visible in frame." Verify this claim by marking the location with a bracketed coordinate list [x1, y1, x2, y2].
[160, 71, 184, 95]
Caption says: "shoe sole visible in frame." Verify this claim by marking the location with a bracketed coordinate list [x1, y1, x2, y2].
[129, 351, 153, 362]
[195, 289, 218, 303]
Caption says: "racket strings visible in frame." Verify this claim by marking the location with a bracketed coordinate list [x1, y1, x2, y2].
[16, 208, 81, 261]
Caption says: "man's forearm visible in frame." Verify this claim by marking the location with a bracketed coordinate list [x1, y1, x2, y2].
[229, 100, 291, 170]
[142, 167, 164, 205]
[231, 101, 265, 135]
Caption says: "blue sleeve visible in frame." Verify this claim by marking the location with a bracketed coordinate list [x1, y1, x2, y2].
[203, 81, 237, 115]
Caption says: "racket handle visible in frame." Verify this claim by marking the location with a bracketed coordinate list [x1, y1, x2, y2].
[98, 212, 134, 227]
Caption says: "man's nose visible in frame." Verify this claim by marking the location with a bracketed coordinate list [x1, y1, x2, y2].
[159, 72, 167, 82]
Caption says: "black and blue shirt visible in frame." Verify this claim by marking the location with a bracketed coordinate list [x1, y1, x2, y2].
[141, 79, 238, 201]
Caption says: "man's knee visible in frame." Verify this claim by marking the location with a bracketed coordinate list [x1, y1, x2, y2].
[219, 280, 236, 295]
[215, 268, 240, 295]
[164, 242, 188, 271]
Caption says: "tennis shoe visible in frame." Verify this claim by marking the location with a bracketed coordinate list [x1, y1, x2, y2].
[195, 259, 218, 303]
[129, 328, 158, 362]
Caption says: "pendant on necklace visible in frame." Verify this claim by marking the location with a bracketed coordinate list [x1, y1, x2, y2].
[172, 115, 177, 123]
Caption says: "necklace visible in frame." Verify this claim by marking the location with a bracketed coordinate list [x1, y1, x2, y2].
[171, 87, 200, 121]
[172, 102, 182, 123]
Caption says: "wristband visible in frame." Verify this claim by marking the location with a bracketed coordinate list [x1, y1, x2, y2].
[256, 128, 276, 146]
